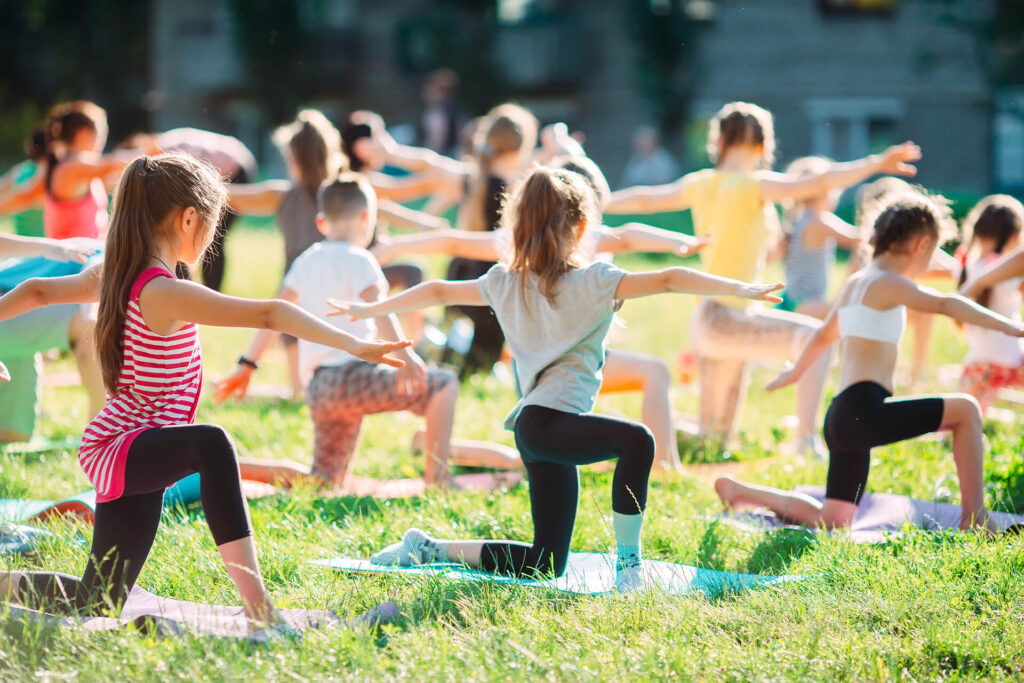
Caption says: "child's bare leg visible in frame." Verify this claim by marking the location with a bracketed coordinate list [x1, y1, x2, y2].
[217, 536, 278, 626]
[604, 350, 683, 472]
[447, 439, 521, 469]
[422, 378, 457, 485]
[940, 395, 997, 532]
[283, 337, 303, 400]
[237, 458, 317, 486]
[714, 475, 857, 528]
[908, 311, 934, 390]
[796, 348, 830, 441]
[698, 356, 748, 444]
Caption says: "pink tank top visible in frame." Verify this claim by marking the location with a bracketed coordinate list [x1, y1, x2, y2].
[44, 177, 108, 240]
[79, 268, 203, 502]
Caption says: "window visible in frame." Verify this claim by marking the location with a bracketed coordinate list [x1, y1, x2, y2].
[804, 97, 904, 160]
[995, 89, 1024, 190]
[818, 0, 897, 15]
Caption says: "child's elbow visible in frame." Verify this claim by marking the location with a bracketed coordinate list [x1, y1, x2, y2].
[263, 300, 290, 329]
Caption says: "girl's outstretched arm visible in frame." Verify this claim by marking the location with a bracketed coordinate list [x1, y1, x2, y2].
[0, 234, 94, 263]
[886, 276, 1024, 336]
[0, 171, 45, 215]
[0, 265, 101, 322]
[328, 279, 485, 320]
[959, 248, 1024, 300]
[614, 266, 783, 302]
[371, 229, 500, 266]
[140, 278, 411, 366]
[759, 142, 920, 204]
[766, 309, 839, 392]
[604, 176, 694, 215]
[378, 200, 450, 232]
[227, 180, 291, 216]
[594, 223, 708, 257]
[805, 212, 864, 250]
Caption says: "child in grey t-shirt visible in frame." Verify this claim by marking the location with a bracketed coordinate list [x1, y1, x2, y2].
[332, 167, 783, 593]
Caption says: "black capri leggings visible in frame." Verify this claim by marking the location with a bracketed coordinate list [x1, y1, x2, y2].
[480, 405, 655, 579]
[15, 424, 252, 615]
[824, 381, 944, 504]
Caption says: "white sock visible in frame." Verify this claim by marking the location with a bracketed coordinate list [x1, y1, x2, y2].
[613, 512, 643, 570]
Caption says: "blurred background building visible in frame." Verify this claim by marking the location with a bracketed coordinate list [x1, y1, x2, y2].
[2, 0, 1022, 195]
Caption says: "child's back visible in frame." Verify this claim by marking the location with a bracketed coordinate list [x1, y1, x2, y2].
[284, 240, 385, 384]
[477, 260, 624, 427]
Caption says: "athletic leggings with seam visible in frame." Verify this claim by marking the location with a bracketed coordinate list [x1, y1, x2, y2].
[824, 381, 944, 504]
[15, 424, 252, 615]
[480, 405, 655, 578]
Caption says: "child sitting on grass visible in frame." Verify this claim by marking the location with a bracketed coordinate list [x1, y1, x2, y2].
[216, 174, 520, 488]
[716, 192, 1022, 534]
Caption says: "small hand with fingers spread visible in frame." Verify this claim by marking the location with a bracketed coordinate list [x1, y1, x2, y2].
[878, 142, 921, 177]
[680, 235, 713, 257]
[737, 282, 785, 304]
[47, 242, 95, 264]
[327, 298, 374, 321]
[353, 338, 412, 368]
[213, 366, 254, 405]
[765, 366, 797, 393]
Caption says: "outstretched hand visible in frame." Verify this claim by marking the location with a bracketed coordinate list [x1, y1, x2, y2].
[48, 243, 95, 264]
[681, 235, 713, 257]
[353, 339, 412, 368]
[213, 366, 254, 405]
[327, 298, 374, 321]
[765, 366, 797, 392]
[0, 361, 9, 383]
[878, 141, 921, 177]
[738, 282, 785, 304]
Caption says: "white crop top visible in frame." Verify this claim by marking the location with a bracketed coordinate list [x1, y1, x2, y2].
[837, 269, 906, 344]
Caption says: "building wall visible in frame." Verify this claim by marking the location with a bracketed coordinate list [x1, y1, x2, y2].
[148, 0, 996, 193]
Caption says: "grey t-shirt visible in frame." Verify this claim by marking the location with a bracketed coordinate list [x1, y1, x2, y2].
[476, 261, 626, 429]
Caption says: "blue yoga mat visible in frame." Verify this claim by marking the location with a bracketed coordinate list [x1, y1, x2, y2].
[0, 473, 203, 524]
[314, 552, 801, 596]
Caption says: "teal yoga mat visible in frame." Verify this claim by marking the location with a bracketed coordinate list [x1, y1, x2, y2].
[0, 473, 204, 524]
[314, 552, 801, 597]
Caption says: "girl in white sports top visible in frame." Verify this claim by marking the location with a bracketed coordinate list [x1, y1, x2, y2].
[716, 193, 1024, 533]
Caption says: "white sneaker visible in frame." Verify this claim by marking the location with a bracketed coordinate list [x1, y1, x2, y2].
[370, 528, 439, 566]
[615, 562, 647, 595]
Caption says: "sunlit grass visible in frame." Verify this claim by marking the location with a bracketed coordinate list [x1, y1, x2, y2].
[2, 221, 1022, 680]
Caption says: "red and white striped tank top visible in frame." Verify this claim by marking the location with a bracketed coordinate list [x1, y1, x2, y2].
[78, 267, 203, 502]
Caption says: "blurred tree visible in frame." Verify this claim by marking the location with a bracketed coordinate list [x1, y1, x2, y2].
[626, 0, 704, 137]
[995, 0, 1024, 84]
[0, 0, 151, 159]
[395, 1, 506, 116]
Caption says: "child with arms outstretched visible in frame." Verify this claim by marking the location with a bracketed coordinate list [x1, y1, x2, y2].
[716, 193, 1020, 533]
[215, 174, 519, 487]
[0, 155, 409, 636]
[333, 167, 782, 592]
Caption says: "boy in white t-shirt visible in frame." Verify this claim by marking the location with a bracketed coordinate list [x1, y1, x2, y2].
[217, 174, 519, 486]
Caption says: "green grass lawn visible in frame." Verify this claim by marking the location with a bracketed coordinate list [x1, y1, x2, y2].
[3, 220, 1024, 680]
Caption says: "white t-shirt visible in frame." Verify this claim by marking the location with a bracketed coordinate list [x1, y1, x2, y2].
[282, 240, 387, 385]
[960, 252, 1024, 367]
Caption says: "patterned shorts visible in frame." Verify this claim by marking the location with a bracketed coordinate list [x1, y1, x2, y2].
[960, 361, 1024, 398]
[305, 361, 455, 483]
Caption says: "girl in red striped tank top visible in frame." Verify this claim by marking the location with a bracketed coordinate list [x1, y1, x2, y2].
[0, 154, 410, 637]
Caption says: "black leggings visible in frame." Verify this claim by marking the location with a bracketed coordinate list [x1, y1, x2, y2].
[824, 381, 944, 504]
[15, 424, 252, 615]
[480, 405, 654, 578]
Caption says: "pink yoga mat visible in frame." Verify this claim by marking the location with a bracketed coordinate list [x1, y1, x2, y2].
[5, 587, 398, 640]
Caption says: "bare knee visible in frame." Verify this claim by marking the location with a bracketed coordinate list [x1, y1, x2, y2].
[943, 394, 982, 430]
[819, 500, 858, 529]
